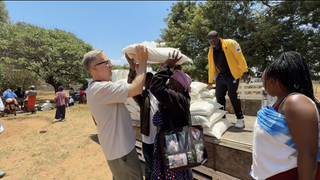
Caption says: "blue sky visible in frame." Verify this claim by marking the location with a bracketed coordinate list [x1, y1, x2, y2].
[5, 1, 178, 65]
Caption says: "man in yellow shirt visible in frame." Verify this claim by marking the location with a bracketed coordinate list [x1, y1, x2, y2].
[206, 30, 251, 128]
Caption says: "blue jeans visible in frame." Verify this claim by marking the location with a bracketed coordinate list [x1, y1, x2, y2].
[142, 142, 154, 180]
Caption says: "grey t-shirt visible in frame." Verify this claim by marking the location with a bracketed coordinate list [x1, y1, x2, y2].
[86, 80, 135, 160]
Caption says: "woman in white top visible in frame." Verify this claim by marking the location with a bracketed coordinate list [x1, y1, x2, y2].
[251, 51, 320, 180]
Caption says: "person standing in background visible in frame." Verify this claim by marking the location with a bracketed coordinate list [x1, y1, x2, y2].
[78, 87, 87, 104]
[14, 86, 25, 108]
[69, 87, 76, 102]
[54, 86, 69, 122]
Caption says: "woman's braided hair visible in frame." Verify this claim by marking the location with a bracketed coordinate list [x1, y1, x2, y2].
[265, 51, 320, 110]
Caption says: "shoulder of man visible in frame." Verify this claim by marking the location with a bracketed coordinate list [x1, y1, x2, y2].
[223, 39, 242, 53]
[88, 81, 122, 92]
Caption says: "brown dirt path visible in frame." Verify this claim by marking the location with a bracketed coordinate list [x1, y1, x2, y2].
[0, 105, 115, 180]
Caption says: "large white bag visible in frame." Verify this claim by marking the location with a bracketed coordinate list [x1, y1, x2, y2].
[190, 82, 208, 94]
[189, 92, 199, 102]
[199, 90, 214, 99]
[121, 44, 193, 65]
[208, 89, 216, 97]
[191, 109, 227, 128]
[203, 118, 233, 139]
[41, 100, 53, 111]
[190, 100, 223, 116]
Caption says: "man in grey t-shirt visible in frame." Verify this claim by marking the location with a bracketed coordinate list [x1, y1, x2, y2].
[83, 45, 148, 180]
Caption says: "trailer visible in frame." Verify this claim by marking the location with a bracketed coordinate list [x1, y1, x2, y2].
[132, 113, 256, 180]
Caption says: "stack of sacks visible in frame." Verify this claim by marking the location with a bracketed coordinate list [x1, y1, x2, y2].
[190, 82, 216, 102]
[121, 44, 193, 64]
[190, 100, 232, 139]
[115, 79, 141, 121]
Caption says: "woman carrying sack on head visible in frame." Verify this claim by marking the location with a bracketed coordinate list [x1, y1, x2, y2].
[150, 51, 193, 180]
[251, 51, 320, 180]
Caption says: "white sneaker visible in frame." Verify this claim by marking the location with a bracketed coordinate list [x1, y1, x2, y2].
[235, 119, 245, 128]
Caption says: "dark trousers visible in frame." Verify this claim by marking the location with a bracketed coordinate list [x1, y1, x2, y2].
[215, 75, 244, 119]
[55, 105, 66, 119]
[142, 142, 154, 180]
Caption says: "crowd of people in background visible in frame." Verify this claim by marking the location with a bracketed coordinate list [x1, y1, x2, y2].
[0, 84, 87, 118]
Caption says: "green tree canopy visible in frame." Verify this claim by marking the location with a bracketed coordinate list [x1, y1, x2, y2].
[0, 1, 9, 23]
[157, 1, 320, 81]
[0, 22, 93, 92]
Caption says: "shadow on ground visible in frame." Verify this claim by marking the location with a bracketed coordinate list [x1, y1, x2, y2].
[89, 134, 99, 144]
[227, 126, 253, 133]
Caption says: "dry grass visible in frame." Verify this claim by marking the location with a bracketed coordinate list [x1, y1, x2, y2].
[2, 85, 320, 179]
[36, 90, 56, 102]
[0, 90, 114, 179]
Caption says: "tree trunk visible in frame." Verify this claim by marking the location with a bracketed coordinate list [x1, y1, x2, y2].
[45, 76, 62, 93]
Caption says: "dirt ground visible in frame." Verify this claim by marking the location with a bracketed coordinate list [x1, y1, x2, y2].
[0, 104, 145, 180]
[1, 85, 320, 180]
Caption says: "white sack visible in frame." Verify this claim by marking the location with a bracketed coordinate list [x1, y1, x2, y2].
[190, 82, 208, 94]
[191, 116, 210, 127]
[199, 90, 214, 99]
[41, 100, 53, 111]
[121, 44, 193, 65]
[203, 118, 233, 139]
[191, 109, 227, 128]
[126, 97, 140, 112]
[212, 97, 217, 102]
[190, 100, 223, 116]
[207, 109, 227, 127]
[189, 92, 199, 102]
[125, 104, 139, 116]
[198, 97, 214, 101]
[208, 89, 216, 97]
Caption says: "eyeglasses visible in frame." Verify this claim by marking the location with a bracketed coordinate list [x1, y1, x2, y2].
[94, 60, 111, 66]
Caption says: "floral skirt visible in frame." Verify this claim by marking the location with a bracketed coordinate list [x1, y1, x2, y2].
[4, 98, 20, 113]
[151, 133, 193, 180]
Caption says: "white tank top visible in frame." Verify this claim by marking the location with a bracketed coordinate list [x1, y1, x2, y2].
[251, 93, 319, 180]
